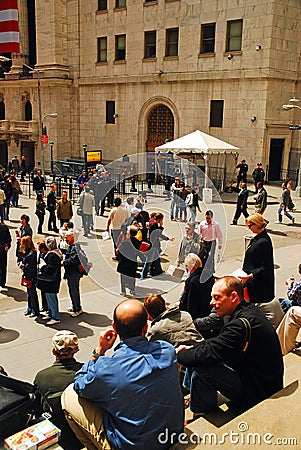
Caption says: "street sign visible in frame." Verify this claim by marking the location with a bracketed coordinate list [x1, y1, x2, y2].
[41, 134, 49, 144]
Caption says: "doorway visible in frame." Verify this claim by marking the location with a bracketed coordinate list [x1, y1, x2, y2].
[0, 140, 8, 169]
[268, 138, 284, 181]
[146, 104, 174, 151]
[21, 141, 35, 173]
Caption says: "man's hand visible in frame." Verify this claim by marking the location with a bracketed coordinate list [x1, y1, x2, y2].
[169, 237, 175, 241]
[176, 345, 193, 354]
[97, 328, 117, 355]
[239, 274, 253, 285]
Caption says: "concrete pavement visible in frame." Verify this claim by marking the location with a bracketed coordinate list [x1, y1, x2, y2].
[0, 184, 301, 382]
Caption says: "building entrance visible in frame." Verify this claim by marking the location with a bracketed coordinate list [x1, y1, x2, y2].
[0, 140, 8, 169]
[268, 138, 284, 181]
[146, 104, 174, 151]
[21, 141, 35, 173]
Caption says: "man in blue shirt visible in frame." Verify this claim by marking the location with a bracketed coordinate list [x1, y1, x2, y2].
[61, 299, 184, 449]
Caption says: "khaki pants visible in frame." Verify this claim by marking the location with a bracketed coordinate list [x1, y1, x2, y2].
[276, 306, 301, 355]
[61, 384, 111, 450]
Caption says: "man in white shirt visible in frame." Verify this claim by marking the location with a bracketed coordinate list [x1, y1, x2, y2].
[106, 197, 130, 260]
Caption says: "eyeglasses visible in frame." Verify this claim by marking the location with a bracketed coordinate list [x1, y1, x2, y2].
[247, 223, 255, 229]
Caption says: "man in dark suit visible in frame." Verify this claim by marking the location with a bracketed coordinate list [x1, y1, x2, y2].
[231, 182, 249, 225]
[177, 276, 284, 416]
[236, 159, 248, 189]
[32, 170, 46, 196]
[0, 223, 11, 291]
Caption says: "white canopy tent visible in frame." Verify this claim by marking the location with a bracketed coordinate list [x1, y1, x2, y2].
[155, 130, 240, 190]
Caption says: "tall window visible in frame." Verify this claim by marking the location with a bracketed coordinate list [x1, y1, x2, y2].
[226, 19, 243, 51]
[144, 31, 156, 59]
[166, 28, 178, 57]
[25, 100, 32, 121]
[106, 101, 116, 124]
[98, 0, 107, 10]
[115, 34, 126, 61]
[210, 100, 224, 127]
[97, 37, 107, 62]
[201, 23, 215, 54]
[0, 101, 5, 120]
[115, 0, 126, 7]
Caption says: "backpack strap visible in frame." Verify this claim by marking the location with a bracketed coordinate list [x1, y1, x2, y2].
[239, 317, 251, 352]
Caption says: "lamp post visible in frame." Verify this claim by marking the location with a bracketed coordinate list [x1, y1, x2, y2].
[82, 143, 87, 173]
[50, 141, 54, 174]
[0, 56, 57, 176]
[282, 98, 301, 196]
[41, 113, 57, 175]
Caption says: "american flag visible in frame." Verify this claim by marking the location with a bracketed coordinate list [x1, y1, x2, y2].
[0, 0, 20, 53]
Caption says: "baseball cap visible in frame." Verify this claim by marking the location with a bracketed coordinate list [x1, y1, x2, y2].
[52, 330, 79, 355]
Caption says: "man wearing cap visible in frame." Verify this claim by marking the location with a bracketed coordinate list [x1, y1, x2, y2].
[34, 330, 83, 449]
[236, 159, 248, 190]
[252, 163, 265, 193]
[61, 299, 184, 449]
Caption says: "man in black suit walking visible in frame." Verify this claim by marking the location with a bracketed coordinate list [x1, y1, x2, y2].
[231, 182, 249, 225]
[0, 223, 11, 291]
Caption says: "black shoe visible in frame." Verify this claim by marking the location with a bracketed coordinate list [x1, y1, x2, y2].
[230, 222, 237, 225]
[53, 228, 59, 233]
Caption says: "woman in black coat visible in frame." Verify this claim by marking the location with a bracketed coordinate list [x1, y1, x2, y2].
[117, 225, 143, 296]
[19, 236, 40, 317]
[180, 253, 214, 320]
[242, 213, 274, 303]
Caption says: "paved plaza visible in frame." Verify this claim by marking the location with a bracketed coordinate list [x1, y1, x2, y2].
[0, 184, 301, 384]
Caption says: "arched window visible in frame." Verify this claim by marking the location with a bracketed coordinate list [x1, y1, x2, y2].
[25, 100, 32, 121]
[0, 101, 5, 120]
[146, 104, 174, 151]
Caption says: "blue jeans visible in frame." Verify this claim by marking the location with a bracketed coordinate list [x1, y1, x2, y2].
[83, 214, 93, 235]
[27, 284, 40, 316]
[279, 298, 293, 313]
[189, 364, 242, 414]
[278, 207, 293, 222]
[170, 198, 179, 220]
[45, 292, 60, 320]
[66, 274, 82, 312]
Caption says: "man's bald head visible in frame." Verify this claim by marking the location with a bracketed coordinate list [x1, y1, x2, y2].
[113, 299, 147, 340]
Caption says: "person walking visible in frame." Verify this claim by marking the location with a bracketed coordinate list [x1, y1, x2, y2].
[3, 174, 12, 220]
[254, 182, 267, 214]
[11, 155, 20, 176]
[106, 197, 130, 260]
[10, 175, 21, 207]
[186, 186, 201, 223]
[57, 191, 73, 227]
[47, 183, 59, 232]
[231, 182, 249, 225]
[170, 177, 181, 221]
[276, 183, 295, 225]
[79, 185, 94, 237]
[0, 183, 6, 223]
[0, 222, 11, 291]
[197, 210, 223, 276]
[20, 155, 26, 181]
[63, 230, 84, 317]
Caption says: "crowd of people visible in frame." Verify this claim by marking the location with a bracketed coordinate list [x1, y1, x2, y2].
[0, 160, 301, 449]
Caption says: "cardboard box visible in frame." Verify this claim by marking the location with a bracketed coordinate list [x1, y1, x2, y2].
[4, 420, 61, 450]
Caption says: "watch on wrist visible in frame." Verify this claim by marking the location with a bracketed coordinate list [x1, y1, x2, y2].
[92, 348, 101, 359]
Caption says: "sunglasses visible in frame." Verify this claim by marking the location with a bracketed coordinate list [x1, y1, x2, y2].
[247, 222, 255, 229]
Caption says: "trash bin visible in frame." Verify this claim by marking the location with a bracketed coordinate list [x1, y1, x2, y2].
[202, 188, 212, 203]
[244, 235, 253, 252]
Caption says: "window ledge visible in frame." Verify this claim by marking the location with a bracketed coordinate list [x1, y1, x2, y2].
[144, 1, 158, 6]
[96, 9, 108, 15]
[223, 50, 242, 56]
[165, 0, 179, 2]
[163, 56, 179, 61]
[96, 61, 108, 66]
[114, 6, 127, 12]
[143, 57, 157, 62]
[199, 52, 215, 58]
[113, 60, 126, 64]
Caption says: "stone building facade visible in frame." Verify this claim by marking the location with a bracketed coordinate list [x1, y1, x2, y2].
[0, 0, 301, 182]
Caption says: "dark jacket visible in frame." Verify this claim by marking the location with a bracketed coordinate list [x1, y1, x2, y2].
[236, 187, 248, 208]
[63, 243, 82, 277]
[47, 190, 57, 212]
[242, 229, 274, 303]
[117, 237, 142, 277]
[255, 187, 267, 213]
[37, 250, 63, 293]
[180, 266, 214, 320]
[33, 175, 46, 192]
[16, 224, 33, 260]
[21, 250, 38, 281]
[177, 301, 284, 411]
[252, 167, 265, 183]
[0, 223, 12, 249]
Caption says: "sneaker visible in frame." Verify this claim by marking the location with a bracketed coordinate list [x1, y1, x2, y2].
[41, 314, 51, 320]
[24, 310, 32, 316]
[66, 306, 74, 312]
[275, 220, 281, 224]
[129, 290, 136, 296]
[46, 319, 60, 325]
[70, 310, 83, 318]
[230, 222, 237, 225]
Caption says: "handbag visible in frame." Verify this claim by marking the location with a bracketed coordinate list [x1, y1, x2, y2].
[139, 241, 151, 252]
[21, 276, 32, 289]
[77, 207, 83, 216]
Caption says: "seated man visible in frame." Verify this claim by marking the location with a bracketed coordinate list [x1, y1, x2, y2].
[144, 293, 203, 346]
[62, 299, 184, 449]
[279, 264, 301, 313]
[277, 306, 301, 355]
[34, 330, 83, 450]
[193, 306, 225, 339]
[177, 276, 284, 415]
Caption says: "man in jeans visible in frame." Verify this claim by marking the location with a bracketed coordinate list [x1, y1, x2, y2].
[63, 230, 83, 317]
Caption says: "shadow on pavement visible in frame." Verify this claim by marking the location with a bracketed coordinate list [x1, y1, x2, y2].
[0, 328, 20, 344]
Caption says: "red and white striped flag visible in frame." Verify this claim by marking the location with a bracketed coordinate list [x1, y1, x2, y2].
[0, 0, 20, 53]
